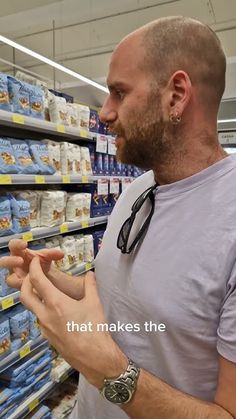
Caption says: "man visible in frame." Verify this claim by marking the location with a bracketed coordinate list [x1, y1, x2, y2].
[1, 16, 236, 419]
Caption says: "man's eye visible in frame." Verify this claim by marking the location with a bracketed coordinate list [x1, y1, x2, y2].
[116, 90, 125, 100]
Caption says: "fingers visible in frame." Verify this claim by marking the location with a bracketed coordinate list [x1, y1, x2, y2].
[29, 257, 60, 303]
[0, 256, 24, 270]
[6, 272, 23, 289]
[20, 274, 43, 315]
[8, 239, 28, 256]
[26, 248, 64, 262]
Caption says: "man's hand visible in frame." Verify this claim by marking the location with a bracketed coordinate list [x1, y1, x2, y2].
[21, 256, 127, 388]
[0, 239, 64, 289]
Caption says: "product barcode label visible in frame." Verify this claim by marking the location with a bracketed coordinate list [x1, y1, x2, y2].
[20, 344, 31, 359]
[2, 296, 14, 310]
[0, 175, 12, 184]
[28, 398, 39, 412]
[22, 232, 33, 242]
[62, 175, 71, 183]
[57, 124, 65, 133]
[12, 114, 25, 124]
[60, 223, 69, 234]
[35, 175, 45, 184]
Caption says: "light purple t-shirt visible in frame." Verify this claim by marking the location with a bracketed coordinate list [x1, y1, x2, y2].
[70, 155, 236, 419]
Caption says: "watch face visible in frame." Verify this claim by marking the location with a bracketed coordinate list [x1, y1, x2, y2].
[104, 381, 131, 404]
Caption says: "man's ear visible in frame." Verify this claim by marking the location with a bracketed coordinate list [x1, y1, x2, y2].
[168, 70, 192, 117]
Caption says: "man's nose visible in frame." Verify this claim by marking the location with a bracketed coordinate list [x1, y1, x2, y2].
[99, 97, 117, 124]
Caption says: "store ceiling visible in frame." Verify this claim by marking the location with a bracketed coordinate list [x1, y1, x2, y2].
[0, 0, 235, 106]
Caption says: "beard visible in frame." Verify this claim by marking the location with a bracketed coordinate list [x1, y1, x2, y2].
[113, 93, 174, 169]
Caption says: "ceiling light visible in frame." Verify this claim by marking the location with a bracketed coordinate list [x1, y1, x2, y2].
[218, 119, 236, 123]
[0, 34, 109, 93]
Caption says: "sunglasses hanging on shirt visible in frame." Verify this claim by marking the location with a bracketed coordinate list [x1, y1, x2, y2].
[117, 183, 158, 254]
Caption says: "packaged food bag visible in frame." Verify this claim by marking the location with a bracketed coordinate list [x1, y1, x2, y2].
[0, 73, 11, 111]
[48, 95, 70, 125]
[60, 237, 77, 270]
[11, 139, 39, 174]
[6, 305, 29, 351]
[14, 190, 41, 228]
[9, 194, 31, 233]
[23, 83, 44, 119]
[75, 237, 84, 264]
[66, 193, 83, 222]
[60, 142, 74, 175]
[81, 147, 92, 176]
[28, 140, 55, 175]
[40, 191, 66, 227]
[29, 311, 41, 339]
[83, 234, 94, 262]
[8, 76, 30, 115]
[0, 196, 14, 236]
[43, 140, 61, 173]
[0, 315, 11, 359]
[0, 137, 18, 174]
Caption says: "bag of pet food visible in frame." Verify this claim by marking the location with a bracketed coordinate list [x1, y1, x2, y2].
[11, 139, 39, 174]
[0, 74, 11, 111]
[28, 140, 55, 175]
[0, 137, 18, 174]
[8, 76, 30, 115]
[0, 196, 14, 236]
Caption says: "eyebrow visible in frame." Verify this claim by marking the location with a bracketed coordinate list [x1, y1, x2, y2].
[107, 81, 129, 91]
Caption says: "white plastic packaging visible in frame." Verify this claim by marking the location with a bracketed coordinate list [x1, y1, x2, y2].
[61, 236, 77, 270]
[40, 191, 66, 227]
[83, 235, 94, 262]
[80, 147, 92, 176]
[66, 193, 84, 222]
[43, 140, 61, 174]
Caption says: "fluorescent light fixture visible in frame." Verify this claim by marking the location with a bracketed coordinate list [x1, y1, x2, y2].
[218, 118, 236, 123]
[0, 34, 109, 93]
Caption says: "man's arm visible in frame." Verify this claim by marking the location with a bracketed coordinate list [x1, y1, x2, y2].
[121, 355, 235, 419]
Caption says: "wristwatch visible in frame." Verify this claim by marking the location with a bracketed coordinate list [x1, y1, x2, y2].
[100, 359, 140, 405]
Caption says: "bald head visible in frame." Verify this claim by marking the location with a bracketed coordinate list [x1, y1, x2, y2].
[127, 16, 226, 108]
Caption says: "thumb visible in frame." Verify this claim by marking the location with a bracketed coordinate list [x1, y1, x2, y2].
[84, 271, 98, 299]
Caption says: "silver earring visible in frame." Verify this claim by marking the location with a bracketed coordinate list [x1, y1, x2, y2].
[169, 112, 181, 125]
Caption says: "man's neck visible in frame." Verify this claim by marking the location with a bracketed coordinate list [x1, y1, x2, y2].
[153, 134, 228, 185]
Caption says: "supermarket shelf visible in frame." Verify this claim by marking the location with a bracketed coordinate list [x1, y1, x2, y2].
[0, 291, 20, 311]
[0, 215, 108, 249]
[0, 173, 135, 185]
[0, 335, 48, 373]
[67, 260, 94, 276]
[0, 109, 95, 142]
[8, 365, 75, 419]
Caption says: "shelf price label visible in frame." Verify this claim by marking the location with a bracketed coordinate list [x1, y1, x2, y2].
[0, 175, 12, 184]
[82, 176, 88, 183]
[96, 134, 108, 153]
[28, 398, 39, 412]
[12, 114, 25, 124]
[22, 232, 33, 242]
[80, 129, 89, 138]
[2, 296, 14, 310]
[57, 124, 65, 133]
[62, 175, 71, 183]
[60, 223, 69, 234]
[35, 175, 45, 184]
[20, 344, 31, 359]
[81, 221, 89, 229]
[85, 262, 92, 271]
